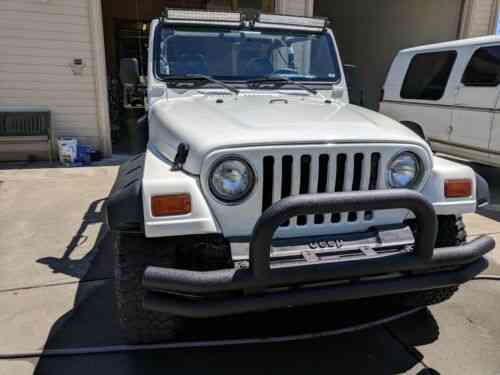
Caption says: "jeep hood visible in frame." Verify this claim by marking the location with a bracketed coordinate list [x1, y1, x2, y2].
[149, 94, 430, 174]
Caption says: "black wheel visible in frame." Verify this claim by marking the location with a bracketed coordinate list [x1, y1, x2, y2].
[406, 215, 467, 248]
[175, 235, 233, 272]
[396, 216, 467, 308]
[114, 232, 183, 343]
[397, 286, 459, 309]
[114, 233, 232, 343]
[435, 215, 467, 248]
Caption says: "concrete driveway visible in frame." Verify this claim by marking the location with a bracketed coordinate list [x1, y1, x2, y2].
[0, 160, 499, 375]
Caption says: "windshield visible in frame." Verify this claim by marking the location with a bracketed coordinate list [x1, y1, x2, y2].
[155, 26, 341, 83]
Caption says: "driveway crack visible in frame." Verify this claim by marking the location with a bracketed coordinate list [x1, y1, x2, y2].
[0, 278, 112, 294]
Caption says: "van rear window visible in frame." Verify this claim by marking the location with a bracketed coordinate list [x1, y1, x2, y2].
[462, 46, 500, 87]
[401, 51, 457, 101]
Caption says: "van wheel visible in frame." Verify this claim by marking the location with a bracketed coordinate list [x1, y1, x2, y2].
[114, 232, 183, 344]
[394, 216, 466, 308]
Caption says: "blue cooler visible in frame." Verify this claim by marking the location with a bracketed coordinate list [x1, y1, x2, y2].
[76, 145, 92, 165]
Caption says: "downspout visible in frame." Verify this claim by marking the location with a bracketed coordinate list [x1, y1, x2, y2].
[89, 0, 112, 157]
[275, 0, 315, 16]
[488, 0, 499, 34]
[458, 0, 473, 38]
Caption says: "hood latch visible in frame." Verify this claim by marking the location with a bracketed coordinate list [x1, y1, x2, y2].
[172, 143, 190, 171]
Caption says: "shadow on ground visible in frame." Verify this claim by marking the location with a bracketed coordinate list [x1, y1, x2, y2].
[30, 275, 441, 374]
[36, 199, 109, 280]
[24, 199, 441, 374]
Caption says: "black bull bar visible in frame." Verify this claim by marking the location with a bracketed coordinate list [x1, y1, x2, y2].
[143, 190, 495, 318]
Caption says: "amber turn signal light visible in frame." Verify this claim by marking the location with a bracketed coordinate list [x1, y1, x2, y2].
[445, 179, 472, 198]
[152, 194, 191, 217]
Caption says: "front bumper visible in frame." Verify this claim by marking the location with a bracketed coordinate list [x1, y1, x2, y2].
[143, 190, 495, 318]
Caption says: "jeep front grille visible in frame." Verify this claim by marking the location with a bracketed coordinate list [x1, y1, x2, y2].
[201, 144, 430, 239]
[261, 152, 382, 227]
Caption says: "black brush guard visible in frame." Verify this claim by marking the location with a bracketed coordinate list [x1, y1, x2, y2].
[143, 190, 495, 318]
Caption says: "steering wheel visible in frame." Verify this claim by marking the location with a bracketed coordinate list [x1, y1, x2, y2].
[272, 68, 299, 75]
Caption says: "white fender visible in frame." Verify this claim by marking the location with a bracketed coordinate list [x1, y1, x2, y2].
[142, 148, 220, 238]
[422, 156, 477, 216]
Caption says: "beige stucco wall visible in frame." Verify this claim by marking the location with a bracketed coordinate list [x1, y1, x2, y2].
[2, 0, 496, 160]
[316, 0, 465, 110]
[0, 0, 111, 158]
[275, 0, 313, 16]
[461, 0, 498, 37]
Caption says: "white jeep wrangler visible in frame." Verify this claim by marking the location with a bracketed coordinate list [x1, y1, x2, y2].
[106, 9, 495, 343]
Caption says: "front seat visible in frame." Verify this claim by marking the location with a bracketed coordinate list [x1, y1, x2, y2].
[174, 53, 209, 76]
[243, 58, 274, 77]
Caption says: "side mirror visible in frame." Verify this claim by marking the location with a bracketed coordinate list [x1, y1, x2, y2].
[344, 64, 358, 82]
[120, 58, 140, 86]
[343, 64, 357, 88]
[343, 64, 366, 107]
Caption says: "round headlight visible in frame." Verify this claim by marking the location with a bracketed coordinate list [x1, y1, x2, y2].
[388, 152, 423, 189]
[209, 158, 255, 203]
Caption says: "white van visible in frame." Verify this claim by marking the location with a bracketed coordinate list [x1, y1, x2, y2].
[380, 36, 500, 168]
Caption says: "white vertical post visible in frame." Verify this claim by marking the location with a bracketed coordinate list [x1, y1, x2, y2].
[488, 0, 499, 34]
[275, 0, 314, 16]
[305, 0, 314, 17]
[460, 0, 499, 38]
[89, 0, 112, 157]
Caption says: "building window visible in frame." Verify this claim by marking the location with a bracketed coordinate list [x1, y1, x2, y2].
[462, 46, 500, 86]
[401, 51, 457, 101]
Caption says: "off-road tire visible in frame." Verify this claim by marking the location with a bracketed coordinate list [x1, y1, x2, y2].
[114, 233, 232, 343]
[397, 286, 459, 308]
[176, 235, 233, 271]
[435, 215, 467, 248]
[397, 216, 466, 308]
[114, 232, 183, 344]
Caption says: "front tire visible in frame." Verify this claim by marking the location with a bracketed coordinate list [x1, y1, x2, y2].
[396, 216, 467, 308]
[397, 285, 459, 309]
[114, 232, 183, 343]
[435, 215, 467, 248]
[114, 233, 232, 343]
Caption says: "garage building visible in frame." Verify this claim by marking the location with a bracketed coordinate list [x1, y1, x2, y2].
[0, 0, 498, 159]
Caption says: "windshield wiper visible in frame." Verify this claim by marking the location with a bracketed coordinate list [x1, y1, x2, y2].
[166, 74, 239, 96]
[248, 75, 319, 96]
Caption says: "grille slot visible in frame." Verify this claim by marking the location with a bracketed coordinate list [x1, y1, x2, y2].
[261, 152, 382, 229]
[297, 155, 311, 226]
[315, 154, 330, 224]
[262, 156, 274, 213]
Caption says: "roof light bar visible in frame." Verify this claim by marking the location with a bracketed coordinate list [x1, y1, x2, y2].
[255, 13, 329, 31]
[163, 8, 244, 26]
